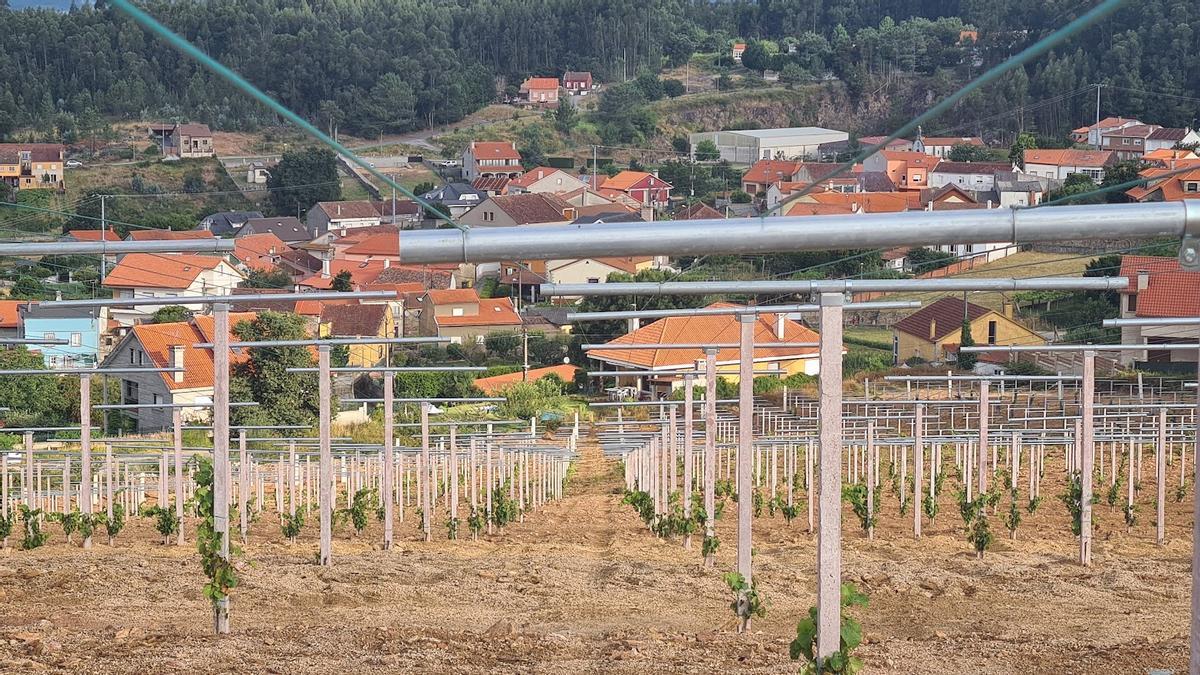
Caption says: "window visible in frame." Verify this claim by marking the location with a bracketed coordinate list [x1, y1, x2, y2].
[449, 336, 462, 345]
[44, 332, 55, 341]
[987, 320, 997, 345]
[123, 380, 139, 405]
[1122, 138, 1131, 145]
[152, 393, 162, 405]
[70, 333, 82, 347]
[1127, 293, 1137, 312]
[1185, 182, 1199, 193]
[587, 277, 600, 284]
[451, 307, 464, 317]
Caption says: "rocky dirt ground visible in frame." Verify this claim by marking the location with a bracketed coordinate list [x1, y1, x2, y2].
[0, 439, 1191, 673]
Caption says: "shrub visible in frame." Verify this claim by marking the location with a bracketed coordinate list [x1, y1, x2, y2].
[791, 583, 868, 674]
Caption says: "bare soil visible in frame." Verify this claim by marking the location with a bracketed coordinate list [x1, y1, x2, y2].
[0, 440, 1190, 673]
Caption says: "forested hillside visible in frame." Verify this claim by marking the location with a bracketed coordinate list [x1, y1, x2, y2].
[0, 0, 1194, 139]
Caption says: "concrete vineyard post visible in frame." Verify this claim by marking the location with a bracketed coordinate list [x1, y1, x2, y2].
[684, 373, 694, 549]
[383, 371, 394, 550]
[239, 430, 248, 545]
[736, 314, 755, 632]
[914, 404, 923, 539]
[173, 408, 184, 545]
[816, 293, 844, 663]
[212, 302, 231, 634]
[1080, 351, 1094, 567]
[80, 372, 93, 548]
[704, 348, 717, 567]
[866, 421, 875, 540]
[1158, 408, 1166, 547]
[421, 402, 432, 541]
[318, 345, 333, 566]
[978, 381, 988, 497]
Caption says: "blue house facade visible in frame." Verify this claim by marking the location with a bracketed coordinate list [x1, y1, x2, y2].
[20, 305, 106, 369]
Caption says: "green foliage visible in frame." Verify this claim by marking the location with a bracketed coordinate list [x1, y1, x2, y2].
[702, 534, 720, 557]
[18, 504, 48, 550]
[791, 583, 868, 675]
[946, 144, 996, 162]
[231, 312, 320, 426]
[0, 511, 11, 542]
[192, 455, 240, 605]
[1123, 502, 1137, 529]
[1027, 495, 1043, 515]
[467, 507, 486, 538]
[905, 247, 956, 273]
[752, 489, 764, 518]
[968, 506, 993, 559]
[243, 268, 294, 289]
[340, 488, 378, 534]
[331, 270, 354, 292]
[100, 503, 126, 542]
[956, 319, 977, 370]
[267, 148, 342, 217]
[490, 483, 521, 529]
[1010, 133, 1037, 168]
[1058, 474, 1085, 537]
[280, 507, 305, 541]
[496, 379, 571, 421]
[151, 305, 190, 324]
[722, 572, 767, 628]
[1002, 488, 1022, 538]
[446, 517, 460, 540]
[693, 140, 719, 162]
[142, 505, 181, 543]
[842, 483, 878, 534]
[1176, 482, 1189, 503]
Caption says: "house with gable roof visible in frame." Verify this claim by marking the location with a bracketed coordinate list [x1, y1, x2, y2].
[1116, 255, 1200, 369]
[102, 253, 245, 324]
[462, 141, 524, 181]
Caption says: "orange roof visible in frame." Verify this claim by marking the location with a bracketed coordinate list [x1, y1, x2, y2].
[792, 191, 917, 214]
[427, 288, 479, 304]
[587, 302, 822, 370]
[102, 253, 225, 289]
[1143, 149, 1199, 162]
[1127, 167, 1200, 202]
[234, 233, 287, 272]
[128, 312, 255, 391]
[1117, 255, 1183, 294]
[470, 141, 520, 161]
[126, 229, 215, 241]
[1023, 149, 1113, 167]
[65, 228, 119, 242]
[298, 260, 387, 290]
[344, 232, 399, 257]
[521, 77, 560, 91]
[509, 167, 572, 189]
[882, 150, 935, 164]
[601, 171, 654, 191]
[784, 202, 856, 216]
[921, 136, 984, 147]
[742, 160, 801, 185]
[474, 364, 580, 395]
[1136, 270, 1200, 318]
[435, 297, 521, 327]
[0, 300, 31, 328]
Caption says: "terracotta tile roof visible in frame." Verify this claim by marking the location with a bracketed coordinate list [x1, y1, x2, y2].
[0, 300, 31, 328]
[0, 143, 64, 163]
[587, 302, 821, 370]
[1135, 270, 1200, 318]
[470, 141, 520, 161]
[230, 288, 321, 315]
[126, 229, 215, 241]
[370, 199, 421, 217]
[784, 202, 856, 216]
[601, 171, 660, 191]
[360, 281, 426, 297]
[472, 175, 511, 193]
[521, 77, 560, 91]
[344, 232, 400, 257]
[1143, 149, 1199, 163]
[474, 364, 580, 395]
[316, 201, 380, 220]
[859, 136, 910, 149]
[509, 167, 572, 189]
[298, 260, 387, 290]
[174, 123, 212, 137]
[593, 257, 652, 274]
[434, 297, 522, 327]
[563, 72, 592, 83]
[127, 312, 255, 391]
[102, 253, 225, 290]
[1117, 255, 1183, 295]
[64, 228, 119, 242]
[803, 191, 917, 213]
[675, 202, 725, 220]
[893, 297, 990, 342]
[277, 249, 322, 275]
[574, 203, 636, 219]
[742, 160, 801, 185]
[922, 136, 984, 147]
[882, 150, 936, 164]
[372, 265, 454, 289]
[234, 233, 288, 272]
[320, 302, 389, 336]
[1102, 124, 1159, 139]
[332, 224, 401, 247]
[1148, 128, 1191, 141]
[485, 193, 574, 224]
[1126, 167, 1200, 202]
[427, 288, 479, 304]
[1023, 149, 1114, 167]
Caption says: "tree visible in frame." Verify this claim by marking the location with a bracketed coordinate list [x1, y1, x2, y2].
[267, 148, 341, 217]
[947, 144, 996, 162]
[231, 312, 320, 426]
[151, 305, 190, 323]
[661, 79, 685, 98]
[694, 140, 719, 162]
[634, 73, 664, 101]
[1009, 133, 1037, 169]
[10, 276, 45, 299]
[595, 83, 656, 145]
[243, 268, 293, 289]
[1045, 174, 1102, 205]
[331, 270, 354, 292]
[740, 40, 770, 71]
[0, 348, 65, 427]
[956, 319, 977, 371]
[554, 97, 578, 134]
[1099, 160, 1146, 203]
[412, 181, 435, 196]
[905, 247, 956, 272]
[182, 169, 206, 194]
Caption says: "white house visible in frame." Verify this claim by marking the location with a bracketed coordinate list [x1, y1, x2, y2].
[506, 167, 587, 195]
[1023, 149, 1116, 183]
[305, 201, 382, 236]
[1145, 128, 1200, 153]
[929, 161, 1014, 191]
[101, 253, 245, 325]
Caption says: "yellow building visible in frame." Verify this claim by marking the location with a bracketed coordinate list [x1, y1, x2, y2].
[319, 302, 395, 367]
[892, 296, 1044, 365]
[0, 143, 65, 191]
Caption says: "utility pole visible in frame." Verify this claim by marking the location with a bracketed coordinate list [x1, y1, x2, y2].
[1095, 83, 1102, 130]
[99, 195, 107, 282]
[522, 326, 529, 382]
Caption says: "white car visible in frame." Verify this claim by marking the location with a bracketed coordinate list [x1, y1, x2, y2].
[65, 160, 84, 168]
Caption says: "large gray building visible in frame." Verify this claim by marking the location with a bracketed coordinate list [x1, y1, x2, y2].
[689, 127, 849, 164]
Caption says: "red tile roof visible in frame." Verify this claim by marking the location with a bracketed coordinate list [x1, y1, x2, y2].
[1023, 149, 1114, 167]
[234, 233, 288, 272]
[587, 302, 821, 369]
[126, 229, 215, 241]
[0, 300, 30, 329]
[315, 201, 381, 220]
[1117, 255, 1182, 293]
[102, 253, 226, 290]
[434, 297, 521, 327]
[65, 228, 119, 242]
[893, 297, 989, 342]
[484, 193, 574, 224]
[521, 77, 560, 91]
[470, 141, 520, 161]
[320, 302, 389, 336]
[922, 136, 984, 147]
[297, 260, 387, 290]
[509, 167, 575, 189]
[427, 288, 479, 304]
[1135, 270, 1200, 318]
[675, 202, 725, 220]
[474, 364, 580, 395]
[128, 312, 256, 391]
[742, 160, 801, 186]
[600, 171, 672, 191]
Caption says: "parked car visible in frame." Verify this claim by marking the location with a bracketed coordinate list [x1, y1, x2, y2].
[65, 160, 84, 168]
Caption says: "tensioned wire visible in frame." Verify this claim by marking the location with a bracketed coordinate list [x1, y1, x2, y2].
[760, 0, 1127, 215]
[107, 0, 462, 230]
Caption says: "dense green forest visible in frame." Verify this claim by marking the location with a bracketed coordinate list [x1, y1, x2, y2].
[0, 0, 1195, 140]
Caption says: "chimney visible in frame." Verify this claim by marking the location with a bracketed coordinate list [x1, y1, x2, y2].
[1137, 270, 1149, 291]
[929, 318, 937, 341]
[383, 258, 390, 269]
[627, 318, 640, 333]
[537, 170, 545, 179]
[986, 199, 992, 209]
[1002, 301, 1013, 319]
[170, 345, 185, 383]
[336, 204, 342, 216]
[321, 251, 331, 278]
[775, 314, 785, 340]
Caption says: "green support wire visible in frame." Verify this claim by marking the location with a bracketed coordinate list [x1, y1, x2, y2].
[764, 0, 1127, 216]
[108, 0, 463, 230]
